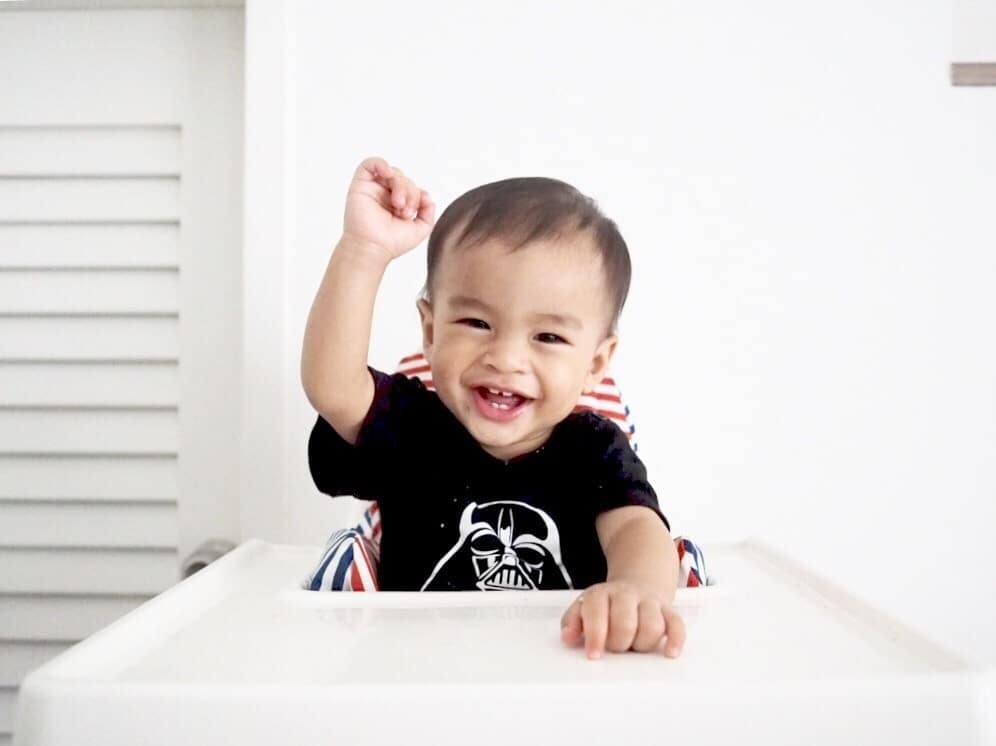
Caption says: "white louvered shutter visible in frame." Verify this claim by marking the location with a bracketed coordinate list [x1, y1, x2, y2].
[0, 9, 243, 745]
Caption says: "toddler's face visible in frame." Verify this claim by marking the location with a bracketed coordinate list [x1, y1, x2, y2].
[419, 236, 617, 461]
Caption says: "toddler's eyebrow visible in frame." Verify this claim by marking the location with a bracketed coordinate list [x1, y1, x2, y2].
[449, 295, 582, 330]
[449, 295, 492, 312]
[533, 311, 582, 330]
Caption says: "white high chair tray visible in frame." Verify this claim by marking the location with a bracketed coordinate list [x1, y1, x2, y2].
[16, 539, 993, 746]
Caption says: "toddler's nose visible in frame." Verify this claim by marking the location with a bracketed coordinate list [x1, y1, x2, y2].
[482, 335, 527, 374]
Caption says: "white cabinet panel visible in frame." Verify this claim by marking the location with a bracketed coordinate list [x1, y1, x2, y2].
[0, 410, 177, 455]
[0, 178, 179, 223]
[0, 548, 177, 594]
[0, 455, 177, 501]
[0, 224, 179, 269]
[0, 501, 177, 548]
[0, 317, 178, 361]
[0, 125, 180, 176]
[0, 269, 178, 314]
[0, 363, 179, 406]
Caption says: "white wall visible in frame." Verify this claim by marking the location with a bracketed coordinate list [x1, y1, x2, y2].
[954, 0, 996, 59]
[265, 0, 996, 665]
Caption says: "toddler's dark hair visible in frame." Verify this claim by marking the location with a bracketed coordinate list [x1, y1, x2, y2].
[424, 177, 631, 333]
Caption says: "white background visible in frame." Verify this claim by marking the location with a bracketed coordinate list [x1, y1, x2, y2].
[254, 0, 996, 666]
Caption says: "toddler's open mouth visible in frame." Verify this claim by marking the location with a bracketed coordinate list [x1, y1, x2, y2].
[473, 386, 532, 422]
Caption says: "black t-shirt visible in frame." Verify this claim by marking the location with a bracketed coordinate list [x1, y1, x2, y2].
[308, 368, 668, 591]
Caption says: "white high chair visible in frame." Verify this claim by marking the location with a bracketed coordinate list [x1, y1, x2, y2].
[15, 538, 990, 746]
[14, 359, 992, 745]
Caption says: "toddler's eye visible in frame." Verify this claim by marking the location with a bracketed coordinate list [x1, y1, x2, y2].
[535, 332, 567, 345]
[458, 318, 490, 330]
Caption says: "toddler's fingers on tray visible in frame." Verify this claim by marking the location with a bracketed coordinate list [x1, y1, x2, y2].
[605, 594, 640, 654]
[661, 608, 686, 658]
[632, 598, 667, 653]
[580, 590, 609, 660]
[560, 603, 583, 647]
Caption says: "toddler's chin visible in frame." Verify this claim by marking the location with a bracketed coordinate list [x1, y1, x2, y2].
[476, 423, 555, 460]
[466, 421, 517, 448]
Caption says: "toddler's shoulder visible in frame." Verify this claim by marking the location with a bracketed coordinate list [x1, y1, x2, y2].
[357, 366, 443, 439]
[375, 367, 465, 441]
[371, 367, 433, 405]
[556, 409, 630, 452]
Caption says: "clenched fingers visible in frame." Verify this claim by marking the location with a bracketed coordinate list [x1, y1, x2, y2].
[359, 157, 429, 220]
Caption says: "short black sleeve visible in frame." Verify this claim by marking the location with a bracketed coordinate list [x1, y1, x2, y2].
[307, 367, 432, 502]
[562, 411, 670, 532]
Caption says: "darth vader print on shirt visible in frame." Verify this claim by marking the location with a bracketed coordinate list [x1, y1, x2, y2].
[421, 500, 574, 591]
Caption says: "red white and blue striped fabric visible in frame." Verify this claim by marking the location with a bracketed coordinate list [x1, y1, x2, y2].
[355, 501, 382, 542]
[303, 352, 712, 592]
[676, 537, 710, 587]
[303, 527, 381, 591]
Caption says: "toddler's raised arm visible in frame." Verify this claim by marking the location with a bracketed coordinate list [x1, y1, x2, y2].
[301, 157, 434, 442]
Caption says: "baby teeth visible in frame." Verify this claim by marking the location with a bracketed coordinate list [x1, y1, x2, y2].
[487, 387, 515, 397]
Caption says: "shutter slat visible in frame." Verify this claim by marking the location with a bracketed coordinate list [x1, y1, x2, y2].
[0, 501, 176, 548]
[0, 410, 177, 455]
[0, 642, 74, 687]
[0, 595, 150, 641]
[0, 455, 176, 501]
[0, 269, 178, 314]
[0, 224, 178, 269]
[0, 125, 179, 176]
[0, 178, 178, 223]
[0, 549, 177, 594]
[0, 317, 177, 360]
[0, 363, 178, 407]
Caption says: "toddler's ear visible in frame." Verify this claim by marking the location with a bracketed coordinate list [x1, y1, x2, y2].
[583, 335, 618, 393]
[416, 298, 434, 362]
